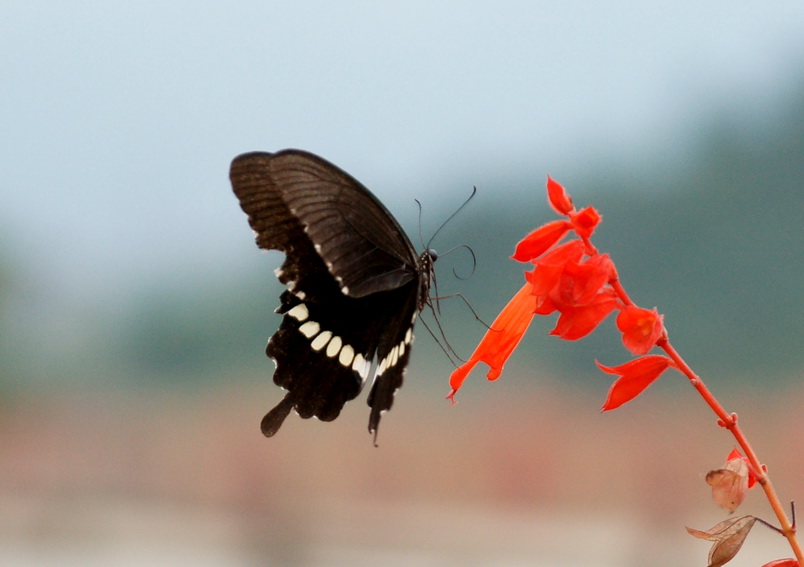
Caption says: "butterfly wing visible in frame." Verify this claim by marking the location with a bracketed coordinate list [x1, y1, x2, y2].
[230, 150, 428, 440]
[232, 150, 419, 297]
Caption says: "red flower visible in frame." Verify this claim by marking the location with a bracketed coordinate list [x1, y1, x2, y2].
[524, 241, 618, 337]
[616, 306, 664, 354]
[447, 283, 537, 401]
[598, 355, 675, 410]
[449, 176, 647, 405]
[568, 206, 601, 238]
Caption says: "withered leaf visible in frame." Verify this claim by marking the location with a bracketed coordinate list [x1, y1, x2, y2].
[706, 458, 748, 513]
[686, 515, 757, 567]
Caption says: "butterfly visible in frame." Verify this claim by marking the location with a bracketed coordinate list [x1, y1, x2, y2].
[230, 149, 435, 442]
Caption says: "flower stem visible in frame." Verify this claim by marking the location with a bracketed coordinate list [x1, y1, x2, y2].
[660, 340, 802, 563]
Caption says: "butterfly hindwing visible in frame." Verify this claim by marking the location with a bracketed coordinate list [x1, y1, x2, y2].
[230, 149, 430, 440]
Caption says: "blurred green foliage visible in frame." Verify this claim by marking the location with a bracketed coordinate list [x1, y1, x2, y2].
[0, 86, 801, 394]
[452, 85, 803, 385]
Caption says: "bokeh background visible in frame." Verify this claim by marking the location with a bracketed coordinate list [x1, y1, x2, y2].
[1, 2, 802, 566]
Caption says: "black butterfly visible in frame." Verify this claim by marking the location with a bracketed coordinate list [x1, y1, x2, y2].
[230, 149, 435, 442]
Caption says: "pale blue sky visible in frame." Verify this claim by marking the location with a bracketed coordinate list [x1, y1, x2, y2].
[2, 1, 802, 304]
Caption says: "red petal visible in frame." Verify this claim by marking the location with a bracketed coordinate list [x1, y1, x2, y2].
[549, 290, 618, 340]
[527, 239, 586, 295]
[560, 253, 614, 305]
[541, 238, 586, 264]
[512, 220, 572, 262]
[448, 283, 537, 400]
[598, 355, 673, 410]
[726, 448, 743, 461]
[526, 260, 565, 299]
[546, 175, 574, 215]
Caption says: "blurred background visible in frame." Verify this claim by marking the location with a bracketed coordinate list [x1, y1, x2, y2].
[1, 1, 802, 565]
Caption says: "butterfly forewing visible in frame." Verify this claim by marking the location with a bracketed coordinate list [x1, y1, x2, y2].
[230, 149, 431, 440]
[261, 151, 419, 296]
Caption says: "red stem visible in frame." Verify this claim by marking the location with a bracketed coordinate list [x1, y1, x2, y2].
[660, 340, 801, 563]
[610, 273, 801, 563]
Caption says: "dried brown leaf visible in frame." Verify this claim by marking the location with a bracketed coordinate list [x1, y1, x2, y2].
[686, 515, 757, 567]
[706, 460, 748, 513]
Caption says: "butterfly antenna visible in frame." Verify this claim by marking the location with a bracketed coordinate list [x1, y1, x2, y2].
[415, 198, 426, 251]
[416, 186, 485, 363]
[425, 186, 477, 251]
[435, 243, 477, 280]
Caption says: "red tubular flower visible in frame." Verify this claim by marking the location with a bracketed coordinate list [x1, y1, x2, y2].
[616, 306, 664, 355]
[449, 176, 645, 406]
[512, 219, 572, 262]
[447, 282, 538, 401]
[546, 175, 574, 215]
[598, 355, 674, 410]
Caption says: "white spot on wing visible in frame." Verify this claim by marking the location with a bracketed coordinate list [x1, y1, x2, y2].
[353, 353, 369, 381]
[325, 335, 342, 358]
[274, 267, 284, 278]
[310, 330, 332, 351]
[299, 321, 320, 338]
[287, 304, 309, 322]
[339, 345, 355, 367]
[404, 328, 413, 344]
